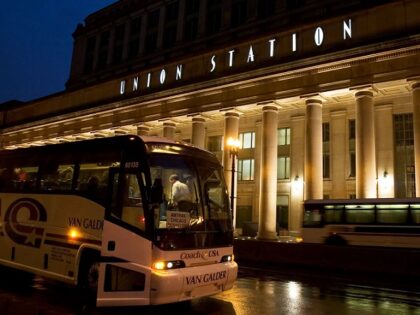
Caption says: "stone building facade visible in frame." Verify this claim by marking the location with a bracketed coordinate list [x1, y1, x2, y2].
[2, 0, 420, 238]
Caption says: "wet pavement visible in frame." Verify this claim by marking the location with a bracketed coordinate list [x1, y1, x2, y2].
[1, 264, 420, 315]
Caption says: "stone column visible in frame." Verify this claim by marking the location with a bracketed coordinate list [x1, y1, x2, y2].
[137, 125, 150, 136]
[355, 90, 376, 198]
[375, 104, 394, 198]
[412, 82, 420, 197]
[252, 120, 262, 222]
[305, 99, 323, 200]
[257, 105, 278, 240]
[163, 122, 176, 139]
[223, 112, 240, 229]
[330, 110, 347, 198]
[290, 115, 305, 234]
[191, 117, 206, 148]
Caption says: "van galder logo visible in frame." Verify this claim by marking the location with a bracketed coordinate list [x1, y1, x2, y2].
[4, 198, 47, 248]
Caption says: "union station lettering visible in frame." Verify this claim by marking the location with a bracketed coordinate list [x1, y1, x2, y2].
[119, 19, 352, 95]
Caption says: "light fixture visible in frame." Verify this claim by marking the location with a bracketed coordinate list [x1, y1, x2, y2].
[383, 171, 388, 178]
[294, 175, 300, 181]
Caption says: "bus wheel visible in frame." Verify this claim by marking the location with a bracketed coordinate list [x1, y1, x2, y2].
[325, 234, 347, 246]
[78, 255, 99, 307]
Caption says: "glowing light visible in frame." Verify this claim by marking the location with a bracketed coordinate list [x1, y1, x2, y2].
[227, 137, 241, 152]
[68, 228, 80, 240]
[287, 281, 301, 300]
[153, 261, 165, 270]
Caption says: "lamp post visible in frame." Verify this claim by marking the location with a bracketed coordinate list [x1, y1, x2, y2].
[227, 137, 240, 217]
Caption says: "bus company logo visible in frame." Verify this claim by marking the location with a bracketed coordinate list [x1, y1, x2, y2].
[185, 270, 227, 286]
[4, 198, 47, 248]
[180, 249, 219, 260]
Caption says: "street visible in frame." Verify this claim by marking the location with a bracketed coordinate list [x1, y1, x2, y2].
[1, 264, 419, 315]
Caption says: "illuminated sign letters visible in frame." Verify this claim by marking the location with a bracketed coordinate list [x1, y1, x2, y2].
[119, 19, 352, 95]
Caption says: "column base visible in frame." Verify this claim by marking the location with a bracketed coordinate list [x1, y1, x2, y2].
[256, 231, 278, 240]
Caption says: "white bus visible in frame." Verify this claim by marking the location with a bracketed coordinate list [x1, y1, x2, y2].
[302, 198, 420, 248]
[0, 135, 237, 306]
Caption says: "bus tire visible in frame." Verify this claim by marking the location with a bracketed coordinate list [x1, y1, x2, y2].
[325, 234, 347, 246]
[77, 251, 100, 307]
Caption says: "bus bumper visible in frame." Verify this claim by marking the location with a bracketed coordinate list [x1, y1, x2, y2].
[150, 261, 238, 305]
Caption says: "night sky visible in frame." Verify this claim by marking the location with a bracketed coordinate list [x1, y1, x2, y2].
[0, 1, 117, 104]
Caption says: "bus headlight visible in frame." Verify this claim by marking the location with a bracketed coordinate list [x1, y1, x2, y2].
[152, 260, 185, 270]
[221, 255, 234, 263]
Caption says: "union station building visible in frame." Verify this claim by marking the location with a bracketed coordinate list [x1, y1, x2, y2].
[2, 0, 420, 238]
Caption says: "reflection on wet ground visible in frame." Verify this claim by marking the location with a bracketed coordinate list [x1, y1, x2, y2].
[1, 265, 420, 315]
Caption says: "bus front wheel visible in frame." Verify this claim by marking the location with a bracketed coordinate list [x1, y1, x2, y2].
[78, 252, 100, 306]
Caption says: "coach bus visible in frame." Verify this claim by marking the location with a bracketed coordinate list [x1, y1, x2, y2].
[302, 198, 420, 248]
[0, 135, 237, 306]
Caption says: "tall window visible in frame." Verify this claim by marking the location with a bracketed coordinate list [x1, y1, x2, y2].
[239, 132, 255, 149]
[238, 159, 254, 181]
[231, 0, 248, 27]
[323, 123, 330, 179]
[84, 36, 96, 74]
[113, 24, 125, 64]
[286, 0, 306, 10]
[276, 195, 289, 230]
[349, 120, 356, 177]
[394, 114, 415, 197]
[207, 136, 223, 152]
[277, 128, 290, 145]
[145, 9, 160, 54]
[97, 31, 110, 70]
[206, 0, 222, 35]
[277, 157, 290, 180]
[258, 0, 276, 18]
[163, 1, 179, 48]
[128, 17, 141, 59]
[278, 128, 291, 180]
[184, 0, 200, 41]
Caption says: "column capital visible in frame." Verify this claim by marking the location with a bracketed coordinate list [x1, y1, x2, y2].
[222, 111, 240, 119]
[192, 117, 206, 123]
[406, 76, 420, 90]
[355, 90, 374, 99]
[305, 98, 323, 106]
[410, 81, 420, 91]
[163, 121, 176, 127]
[350, 84, 377, 97]
[261, 105, 279, 112]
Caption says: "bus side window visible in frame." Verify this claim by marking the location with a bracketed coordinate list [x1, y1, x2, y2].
[12, 166, 38, 192]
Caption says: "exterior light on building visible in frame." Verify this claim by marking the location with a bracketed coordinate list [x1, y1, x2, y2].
[292, 175, 304, 197]
[378, 170, 393, 198]
[227, 137, 241, 216]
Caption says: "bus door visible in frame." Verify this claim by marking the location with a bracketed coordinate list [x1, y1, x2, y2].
[97, 167, 152, 307]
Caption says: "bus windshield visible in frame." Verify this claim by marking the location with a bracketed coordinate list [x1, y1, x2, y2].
[149, 154, 233, 250]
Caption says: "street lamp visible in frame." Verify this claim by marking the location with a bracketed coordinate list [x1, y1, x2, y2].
[227, 137, 241, 216]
